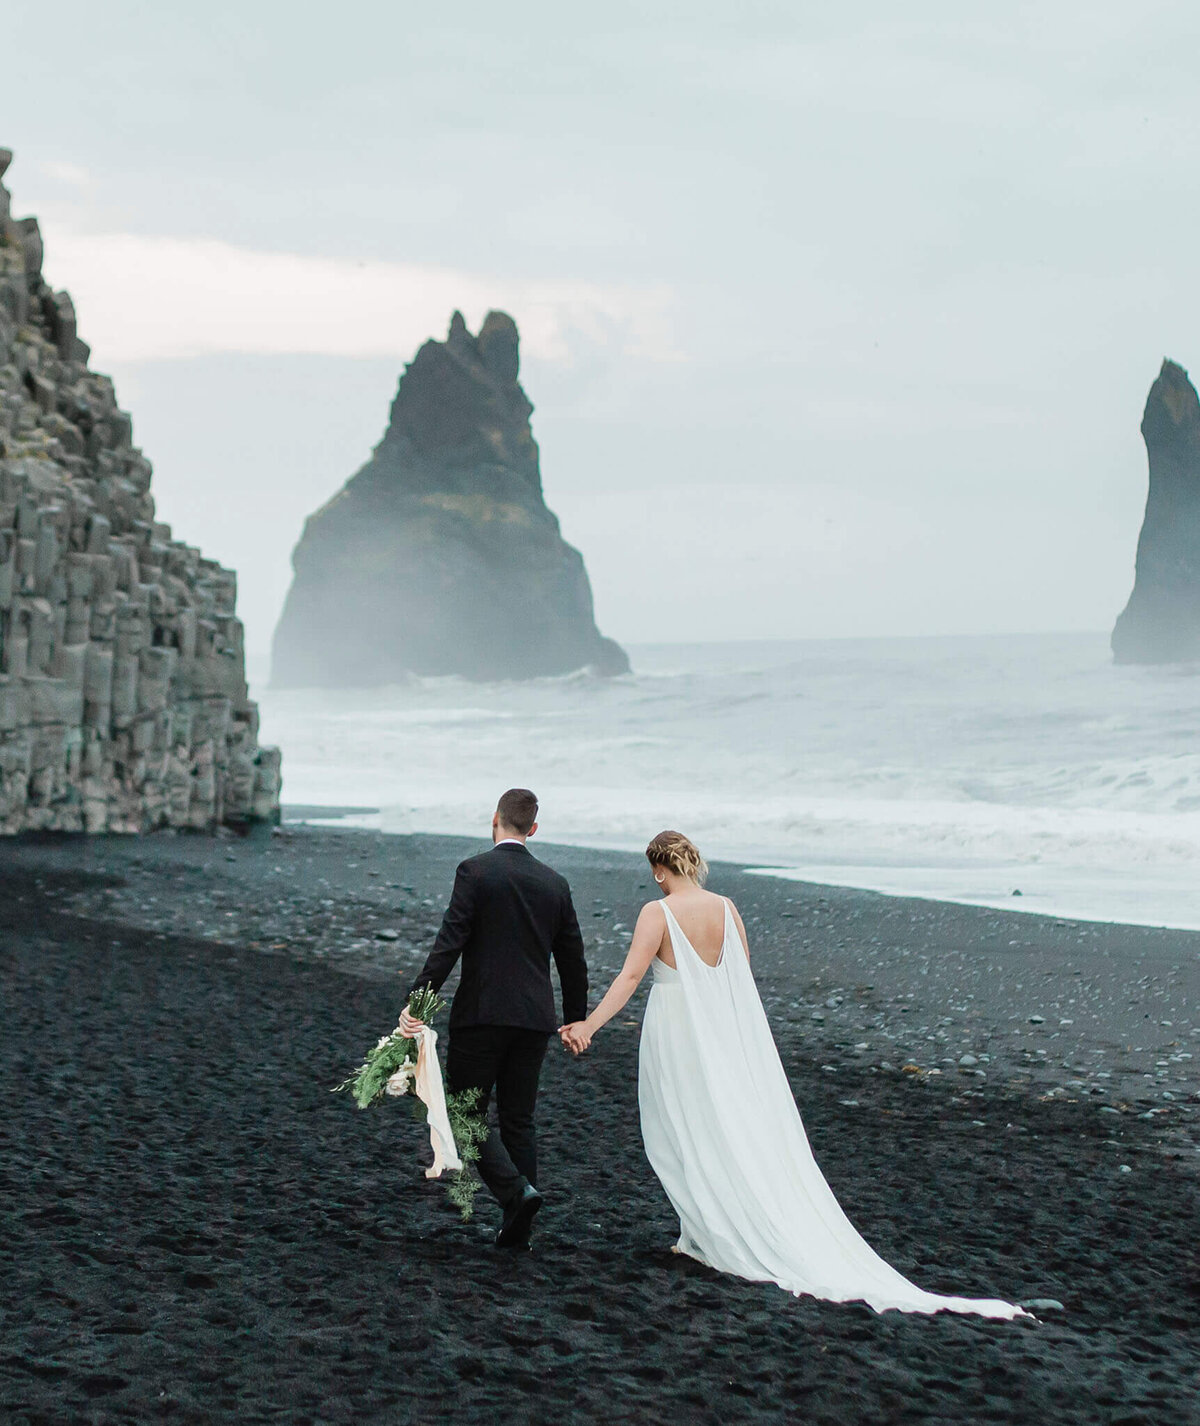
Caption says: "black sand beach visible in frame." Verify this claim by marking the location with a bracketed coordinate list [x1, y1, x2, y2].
[2, 825, 1198, 1424]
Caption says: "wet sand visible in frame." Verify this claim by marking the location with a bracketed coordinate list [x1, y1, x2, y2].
[1, 825, 1198, 1424]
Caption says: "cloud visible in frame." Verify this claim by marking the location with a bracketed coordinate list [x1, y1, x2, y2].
[38, 226, 677, 367]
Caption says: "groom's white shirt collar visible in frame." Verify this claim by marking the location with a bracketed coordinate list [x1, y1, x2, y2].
[495, 838, 525, 848]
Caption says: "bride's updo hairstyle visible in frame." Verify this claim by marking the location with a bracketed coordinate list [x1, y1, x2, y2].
[646, 830, 708, 885]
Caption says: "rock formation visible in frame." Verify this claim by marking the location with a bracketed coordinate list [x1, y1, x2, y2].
[1112, 359, 1200, 664]
[271, 311, 629, 685]
[0, 150, 280, 832]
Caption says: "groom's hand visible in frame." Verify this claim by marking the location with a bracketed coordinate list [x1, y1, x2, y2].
[558, 1022, 591, 1055]
[399, 1008, 425, 1037]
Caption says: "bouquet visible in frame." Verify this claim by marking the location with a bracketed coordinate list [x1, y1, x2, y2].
[334, 986, 488, 1219]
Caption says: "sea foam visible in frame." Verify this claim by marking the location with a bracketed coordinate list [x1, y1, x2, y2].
[257, 631, 1200, 931]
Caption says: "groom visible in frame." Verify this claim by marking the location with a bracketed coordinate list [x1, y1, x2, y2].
[400, 789, 588, 1249]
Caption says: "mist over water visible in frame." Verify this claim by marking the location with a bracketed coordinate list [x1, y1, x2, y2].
[259, 632, 1200, 930]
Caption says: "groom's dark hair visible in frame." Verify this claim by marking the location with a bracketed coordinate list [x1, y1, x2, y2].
[497, 787, 538, 835]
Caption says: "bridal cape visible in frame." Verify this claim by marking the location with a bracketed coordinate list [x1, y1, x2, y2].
[637, 901, 1027, 1318]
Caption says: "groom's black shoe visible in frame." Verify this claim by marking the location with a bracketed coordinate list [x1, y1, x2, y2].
[496, 1185, 543, 1249]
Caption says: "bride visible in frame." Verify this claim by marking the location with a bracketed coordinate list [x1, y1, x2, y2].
[559, 830, 1027, 1318]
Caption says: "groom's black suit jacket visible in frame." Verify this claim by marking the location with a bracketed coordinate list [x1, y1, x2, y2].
[409, 843, 588, 1033]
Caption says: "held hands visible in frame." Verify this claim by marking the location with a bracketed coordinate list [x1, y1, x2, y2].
[558, 1022, 592, 1055]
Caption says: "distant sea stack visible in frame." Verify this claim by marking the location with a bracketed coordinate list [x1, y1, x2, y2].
[0, 150, 280, 832]
[271, 311, 629, 685]
[1112, 359, 1200, 664]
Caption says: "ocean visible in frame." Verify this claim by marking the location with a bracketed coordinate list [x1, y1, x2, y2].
[256, 631, 1200, 931]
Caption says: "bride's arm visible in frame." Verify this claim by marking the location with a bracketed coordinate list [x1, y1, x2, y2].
[560, 903, 665, 1050]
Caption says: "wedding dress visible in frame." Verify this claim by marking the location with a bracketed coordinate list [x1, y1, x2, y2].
[637, 900, 1026, 1317]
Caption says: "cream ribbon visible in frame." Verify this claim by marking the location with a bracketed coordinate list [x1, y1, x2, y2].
[413, 1026, 463, 1177]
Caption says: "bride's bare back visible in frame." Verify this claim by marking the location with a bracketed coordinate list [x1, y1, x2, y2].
[654, 888, 749, 969]
[558, 832, 748, 1049]
[560, 882, 751, 1051]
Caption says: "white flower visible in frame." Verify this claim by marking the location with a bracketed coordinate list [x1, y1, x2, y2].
[385, 1063, 417, 1097]
[376, 1034, 393, 1051]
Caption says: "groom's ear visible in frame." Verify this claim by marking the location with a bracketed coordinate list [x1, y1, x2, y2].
[527, 821, 538, 839]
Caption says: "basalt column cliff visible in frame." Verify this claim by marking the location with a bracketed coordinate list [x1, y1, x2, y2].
[0, 150, 280, 832]
[1112, 359, 1200, 664]
[271, 311, 629, 685]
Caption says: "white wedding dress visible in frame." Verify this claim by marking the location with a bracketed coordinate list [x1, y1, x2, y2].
[637, 900, 1026, 1317]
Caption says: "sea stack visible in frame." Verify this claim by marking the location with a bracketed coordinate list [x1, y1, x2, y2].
[1112, 359, 1200, 664]
[0, 149, 280, 832]
[271, 311, 629, 685]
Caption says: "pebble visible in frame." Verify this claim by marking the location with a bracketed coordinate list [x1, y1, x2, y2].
[1028, 1015, 1045, 1024]
[958, 1054, 978, 1068]
[9, 825, 1200, 1419]
[1021, 1298, 1065, 1313]
[374, 929, 401, 941]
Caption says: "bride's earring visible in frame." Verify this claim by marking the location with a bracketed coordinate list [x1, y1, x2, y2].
[655, 874, 665, 885]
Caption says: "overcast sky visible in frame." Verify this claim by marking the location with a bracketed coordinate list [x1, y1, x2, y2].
[7, 1, 1200, 672]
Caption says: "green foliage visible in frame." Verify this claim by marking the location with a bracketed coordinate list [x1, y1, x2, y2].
[444, 1087, 488, 1220]
[332, 986, 445, 1108]
[334, 1029, 414, 1109]
[333, 985, 488, 1221]
[407, 985, 445, 1025]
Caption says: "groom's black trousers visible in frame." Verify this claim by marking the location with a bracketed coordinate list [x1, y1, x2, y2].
[445, 1026, 550, 1206]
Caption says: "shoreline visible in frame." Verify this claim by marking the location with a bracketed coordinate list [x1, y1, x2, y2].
[284, 804, 1200, 936]
[745, 864, 1200, 936]
[7, 820, 1200, 1119]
